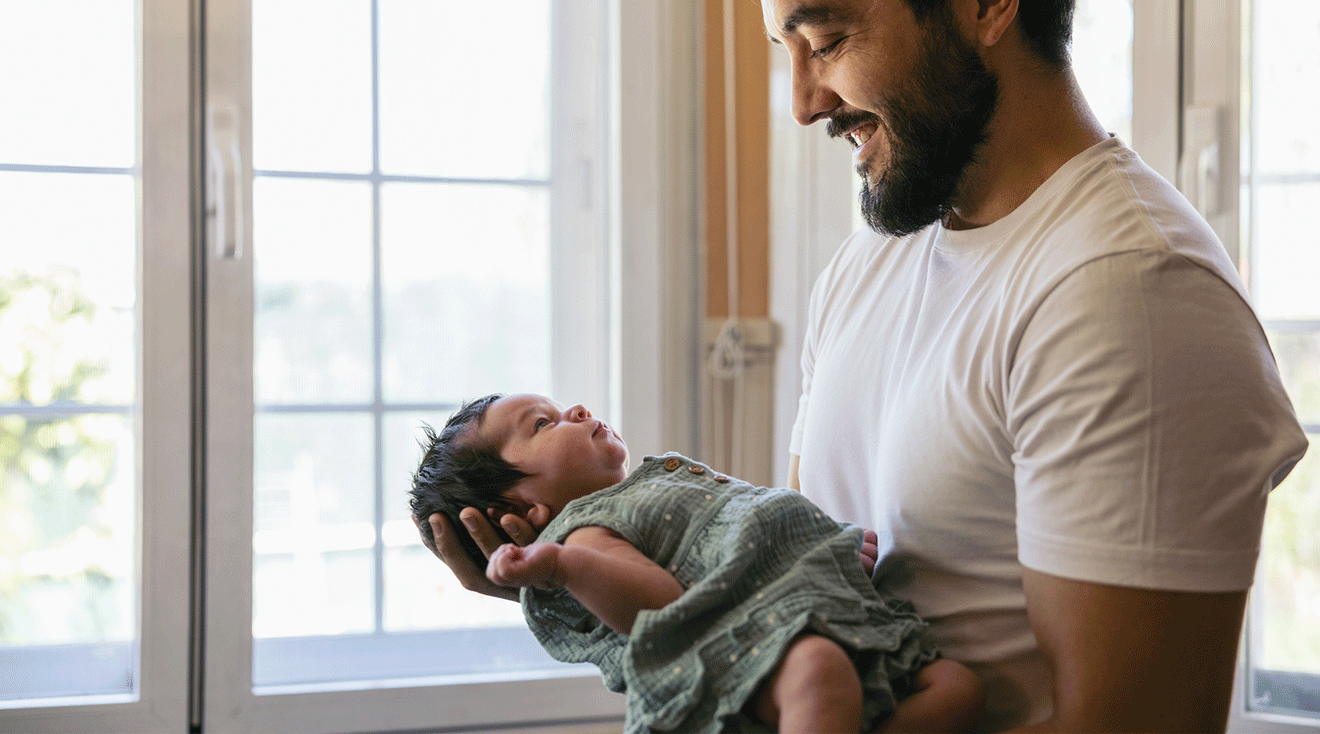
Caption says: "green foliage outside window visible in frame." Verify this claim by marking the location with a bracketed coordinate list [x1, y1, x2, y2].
[0, 270, 126, 645]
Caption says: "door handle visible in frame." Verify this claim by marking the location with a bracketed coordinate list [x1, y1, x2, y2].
[207, 104, 244, 260]
[1179, 105, 1222, 217]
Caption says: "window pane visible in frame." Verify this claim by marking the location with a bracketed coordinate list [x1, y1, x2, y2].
[1253, 434, 1320, 715]
[255, 177, 375, 404]
[1072, 0, 1134, 144]
[381, 182, 551, 404]
[253, 0, 373, 173]
[1250, 0, 1320, 176]
[0, 3, 135, 168]
[1269, 330, 1320, 426]
[254, 413, 375, 638]
[381, 412, 526, 633]
[1245, 0, 1320, 719]
[1251, 183, 1320, 321]
[378, 0, 551, 179]
[0, 3, 139, 699]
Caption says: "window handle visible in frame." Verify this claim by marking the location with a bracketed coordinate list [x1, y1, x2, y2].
[207, 104, 244, 260]
[1179, 105, 1221, 217]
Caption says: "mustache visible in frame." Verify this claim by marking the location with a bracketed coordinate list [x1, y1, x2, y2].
[826, 109, 883, 140]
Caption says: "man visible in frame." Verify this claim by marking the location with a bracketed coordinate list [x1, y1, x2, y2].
[765, 0, 1306, 730]
[421, 0, 1307, 730]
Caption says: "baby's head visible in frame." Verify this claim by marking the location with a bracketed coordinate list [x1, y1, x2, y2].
[409, 392, 629, 570]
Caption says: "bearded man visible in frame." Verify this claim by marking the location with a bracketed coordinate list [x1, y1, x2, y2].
[766, 0, 1306, 730]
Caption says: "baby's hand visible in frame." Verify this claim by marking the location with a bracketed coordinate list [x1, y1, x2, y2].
[487, 542, 563, 590]
[860, 529, 879, 576]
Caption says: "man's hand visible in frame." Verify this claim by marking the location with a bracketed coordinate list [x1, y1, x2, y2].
[487, 542, 563, 589]
[412, 508, 540, 603]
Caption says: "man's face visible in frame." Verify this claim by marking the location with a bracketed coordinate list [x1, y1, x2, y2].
[478, 393, 630, 522]
[763, 0, 999, 236]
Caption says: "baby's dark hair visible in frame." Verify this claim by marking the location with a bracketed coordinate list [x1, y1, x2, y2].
[409, 393, 530, 571]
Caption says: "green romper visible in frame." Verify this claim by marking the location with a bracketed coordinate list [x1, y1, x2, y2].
[522, 453, 938, 733]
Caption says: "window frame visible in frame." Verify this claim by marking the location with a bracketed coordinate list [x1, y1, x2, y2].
[199, 0, 699, 731]
[0, 0, 195, 730]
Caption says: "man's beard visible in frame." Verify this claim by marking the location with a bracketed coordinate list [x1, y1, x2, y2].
[831, 19, 1000, 237]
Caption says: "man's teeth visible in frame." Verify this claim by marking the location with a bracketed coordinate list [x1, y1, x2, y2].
[850, 128, 873, 147]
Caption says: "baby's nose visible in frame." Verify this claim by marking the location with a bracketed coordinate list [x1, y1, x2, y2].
[567, 404, 591, 421]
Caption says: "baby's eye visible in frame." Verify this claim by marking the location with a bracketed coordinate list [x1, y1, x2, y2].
[534, 418, 550, 430]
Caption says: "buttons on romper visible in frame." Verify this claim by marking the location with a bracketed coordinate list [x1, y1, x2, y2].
[664, 457, 682, 471]
[687, 465, 705, 475]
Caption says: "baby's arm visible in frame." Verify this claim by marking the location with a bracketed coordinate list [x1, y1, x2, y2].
[487, 526, 684, 634]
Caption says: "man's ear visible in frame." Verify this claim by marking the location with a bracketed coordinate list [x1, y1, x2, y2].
[973, 0, 1017, 48]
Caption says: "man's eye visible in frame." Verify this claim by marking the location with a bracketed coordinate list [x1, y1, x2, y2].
[811, 38, 843, 59]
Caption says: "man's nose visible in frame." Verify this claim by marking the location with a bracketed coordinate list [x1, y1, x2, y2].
[792, 64, 841, 126]
[566, 404, 591, 422]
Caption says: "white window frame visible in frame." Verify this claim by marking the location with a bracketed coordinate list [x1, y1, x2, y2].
[200, 0, 699, 732]
[0, 0, 195, 731]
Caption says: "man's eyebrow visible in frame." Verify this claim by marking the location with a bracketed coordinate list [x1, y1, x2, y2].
[767, 4, 850, 44]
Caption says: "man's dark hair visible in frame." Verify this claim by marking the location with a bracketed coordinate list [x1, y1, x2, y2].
[907, 0, 1075, 68]
[409, 394, 529, 571]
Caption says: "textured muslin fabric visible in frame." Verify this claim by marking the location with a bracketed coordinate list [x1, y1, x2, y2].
[522, 453, 938, 734]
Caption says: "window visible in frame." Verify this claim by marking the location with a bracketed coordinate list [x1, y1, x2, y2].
[0, 0, 192, 730]
[1241, 0, 1320, 723]
[0, 0, 698, 732]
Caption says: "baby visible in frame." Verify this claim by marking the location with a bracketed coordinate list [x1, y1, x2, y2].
[410, 393, 984, 733]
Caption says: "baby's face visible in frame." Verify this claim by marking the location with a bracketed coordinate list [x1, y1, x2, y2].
[479, 394, 630, 523]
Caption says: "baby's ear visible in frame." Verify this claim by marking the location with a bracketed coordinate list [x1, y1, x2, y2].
[493, 500, 553, 533]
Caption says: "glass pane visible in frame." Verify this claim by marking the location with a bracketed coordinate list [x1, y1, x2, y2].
[378, 0, 551, 179]
[0, 3, 139, 700]
[1268, 330, 1320, 425]
[381, 412, 527, 633]
[253, 0, 373, 173]
[253, 413, 375, 638]
[1246, 0, 1320, 719]
[1072, 0, 1134, 144]
[381, 182, 551, 404]
[1250, 1, 1320, 176]
[1252, 434, 1320, 714]
[0, 3, 135, 168]
[1251, 183, 1320, 322]
[255, 177, 374, 404]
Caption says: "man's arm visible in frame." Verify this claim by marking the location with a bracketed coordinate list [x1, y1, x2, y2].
[1012, 567, 1246, 733]
[787, 453, 801, 490]
[488, 525, 684, 634]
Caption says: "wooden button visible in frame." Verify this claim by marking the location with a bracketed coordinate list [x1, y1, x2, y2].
[664, 457, 682, 471]
[713, 474, 729, 483]
[687, 465, 705, 475]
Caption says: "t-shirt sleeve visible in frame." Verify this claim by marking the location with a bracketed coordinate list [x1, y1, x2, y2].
[1008, 250, 1308, 591]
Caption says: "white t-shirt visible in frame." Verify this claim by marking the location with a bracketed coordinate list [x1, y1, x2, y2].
[790, 137, 1308, 730]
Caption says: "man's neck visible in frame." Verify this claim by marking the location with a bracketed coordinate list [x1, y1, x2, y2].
[946, 65, 1109, 231]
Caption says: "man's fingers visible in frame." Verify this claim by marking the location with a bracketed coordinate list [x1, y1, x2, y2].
[500, 514, 538, 547]
[460, 506, 506, 558]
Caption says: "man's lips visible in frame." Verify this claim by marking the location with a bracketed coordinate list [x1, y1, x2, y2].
[826, 111, 882, 148]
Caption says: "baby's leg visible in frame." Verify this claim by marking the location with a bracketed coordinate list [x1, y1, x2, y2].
[874, 658, 985, 734]
[751, 634, 862, 734]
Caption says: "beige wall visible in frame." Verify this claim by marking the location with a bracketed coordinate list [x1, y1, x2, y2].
[704, 0, 770, 319]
